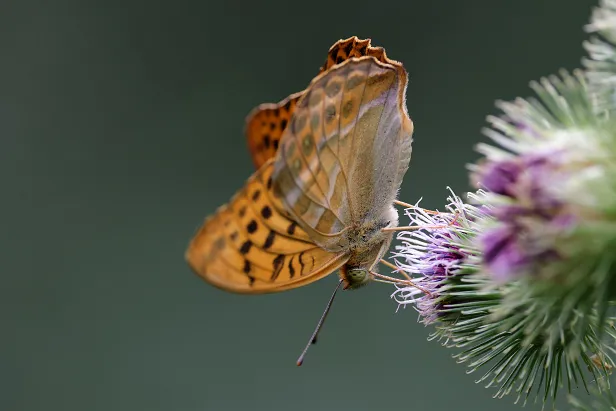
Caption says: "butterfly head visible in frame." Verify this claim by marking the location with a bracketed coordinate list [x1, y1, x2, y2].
[340, 266, 371, 290]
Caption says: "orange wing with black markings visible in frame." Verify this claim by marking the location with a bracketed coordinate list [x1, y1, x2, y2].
[319, 36, 393, 73]
[185, 159, 349, 294]
[244, 92, 301, 170]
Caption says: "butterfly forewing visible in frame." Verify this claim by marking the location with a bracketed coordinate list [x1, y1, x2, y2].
[244, 92, 302, 170]
[186, 160, 350, 294]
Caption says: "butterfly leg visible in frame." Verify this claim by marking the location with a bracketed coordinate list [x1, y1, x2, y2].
[393, 200, 441, 215]
[379, 258, 411, 281]
[370, 270, 432, 296]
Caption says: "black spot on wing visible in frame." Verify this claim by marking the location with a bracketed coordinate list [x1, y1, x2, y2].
[271, 254, 285, 281]
[298, 252, 305, 275]
[242, 261, 255, 285]
[286, 222, 297, 235]
[343, 40, 353, 56]
[261, 205, 272, 219]
[288, 256, 295, 278]
[240, 240, 252, 255]
[263, 230, 276, 250]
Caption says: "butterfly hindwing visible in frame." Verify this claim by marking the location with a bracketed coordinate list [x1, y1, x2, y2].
[244, 37, 397, 171]
[186, 159, 349, 294]
[319, 36, 392, 73]
[271, 56, 413, 252]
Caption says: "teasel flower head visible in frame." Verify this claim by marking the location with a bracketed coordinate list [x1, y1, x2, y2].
[388, 1, 616, 405]
[466, 68, 616, 345]
[390, 190, 616, 405]
[467, 68, 616, 403]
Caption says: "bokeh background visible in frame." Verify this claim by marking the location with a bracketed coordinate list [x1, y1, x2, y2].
[3, 0, 598, 410]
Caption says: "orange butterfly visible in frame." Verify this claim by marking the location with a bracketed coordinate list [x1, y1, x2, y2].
[186, 37, 415, 363]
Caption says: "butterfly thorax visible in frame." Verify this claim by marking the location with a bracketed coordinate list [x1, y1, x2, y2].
[339, 205, 399, 289]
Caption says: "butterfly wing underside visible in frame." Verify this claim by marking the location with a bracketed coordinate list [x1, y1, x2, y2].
[271, 56, 413, 252]
[186, 160, 349, 294]
[187, 38, 413, 294]
[244, 36, 399, 170]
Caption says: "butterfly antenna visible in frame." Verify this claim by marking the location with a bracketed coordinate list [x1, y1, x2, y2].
[296, 279, 344, 367]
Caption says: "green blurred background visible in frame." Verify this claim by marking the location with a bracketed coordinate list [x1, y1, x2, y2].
[3, 0, 597, 410]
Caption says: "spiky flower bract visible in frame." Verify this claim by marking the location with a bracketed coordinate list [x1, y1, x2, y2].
[568, 374, 616, 411]
[584, 0, 616, 115]
[464, 0, 616, 377]
[471, 70, 616, 285]
[464, 69, 616, 389]
[390, 191, 615, 405]
[388, 0, 616, 406]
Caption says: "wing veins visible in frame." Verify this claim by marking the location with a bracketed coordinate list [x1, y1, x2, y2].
[372, 67, 397, 177]
[278, 145, 347, 232]
[269, 252, 349, 289]
[215, 246, 255, 282]
[244, 184, 315, 247]
[334, 64, 356, 222]
[347, 61, 372, 192]
[223, 205, 315, 274]
[223, 204, 280, 271]
[290, 99, 332, 212]
[285, 122, 331, 212]
[316, 82, 347, 224]
[276, 157, 348, 237]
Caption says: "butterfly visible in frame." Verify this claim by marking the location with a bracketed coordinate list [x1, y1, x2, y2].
[186, 37, 415, 362]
